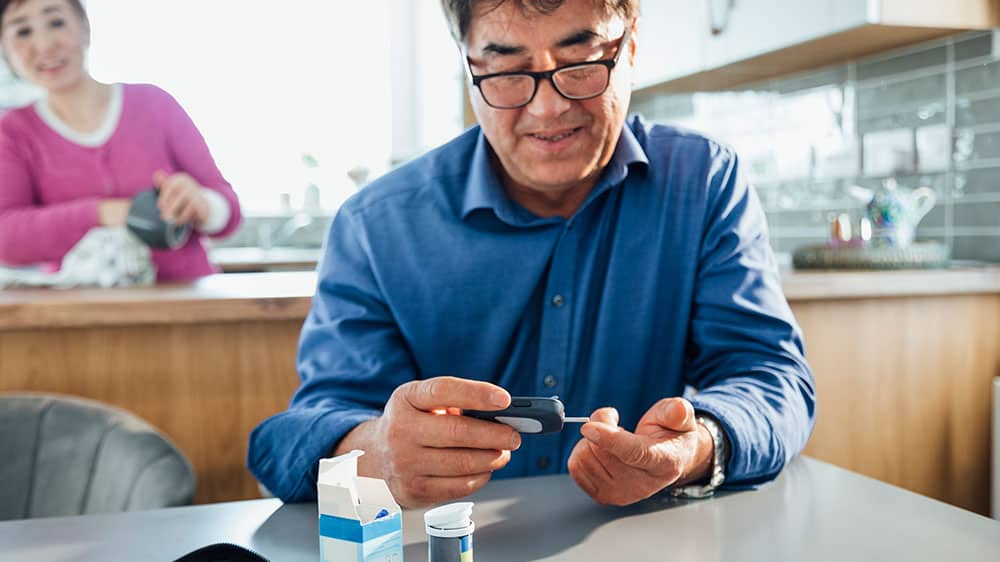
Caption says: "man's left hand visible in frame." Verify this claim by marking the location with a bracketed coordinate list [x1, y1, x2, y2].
[567, 397, 714, 506]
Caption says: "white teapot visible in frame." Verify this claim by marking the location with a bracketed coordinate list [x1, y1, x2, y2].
[848, 178, 936, 247]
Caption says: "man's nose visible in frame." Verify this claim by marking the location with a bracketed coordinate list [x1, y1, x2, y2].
[524, 76, 572, 118]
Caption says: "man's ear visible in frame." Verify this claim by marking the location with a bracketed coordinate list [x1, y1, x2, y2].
[628, 16, 639, 67]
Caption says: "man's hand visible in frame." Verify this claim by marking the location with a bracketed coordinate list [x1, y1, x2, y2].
[567, 397, 714, 506]
[153, 170, 211, 228]
[335, 377, 522, 507]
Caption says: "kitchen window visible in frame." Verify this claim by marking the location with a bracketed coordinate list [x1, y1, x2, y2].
[1, 0, 465, 214]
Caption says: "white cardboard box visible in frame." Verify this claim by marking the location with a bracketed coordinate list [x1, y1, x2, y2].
[318, 450, 403, 562]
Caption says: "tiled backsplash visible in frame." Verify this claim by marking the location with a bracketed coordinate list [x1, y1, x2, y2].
[632, 32, 1000, 263]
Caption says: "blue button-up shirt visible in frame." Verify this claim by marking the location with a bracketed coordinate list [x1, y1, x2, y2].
[249, 115, 816, 502]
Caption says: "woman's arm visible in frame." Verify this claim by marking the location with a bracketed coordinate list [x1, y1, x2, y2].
[159, 89, 242, 237]
[0, 129, 106, 265]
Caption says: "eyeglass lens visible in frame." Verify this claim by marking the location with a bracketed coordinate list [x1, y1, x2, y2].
[479, 64, 610, 109]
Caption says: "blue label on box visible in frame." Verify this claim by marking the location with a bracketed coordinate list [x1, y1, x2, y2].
[319, 513, 403, 562]
[320, 514, 401, 542]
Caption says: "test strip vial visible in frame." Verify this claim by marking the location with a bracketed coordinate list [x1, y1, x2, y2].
[424, 502, 475, 562]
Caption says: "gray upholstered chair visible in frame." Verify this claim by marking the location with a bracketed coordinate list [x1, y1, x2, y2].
[0, 393, 196, 520]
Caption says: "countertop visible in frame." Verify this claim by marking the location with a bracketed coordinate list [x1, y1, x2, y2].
[2, 457, 999, 562]
[3, 267, 999, 331]
[0, 272, 315, 330]
[209, 247, 321, 273]
[780, 265, 1000, 300]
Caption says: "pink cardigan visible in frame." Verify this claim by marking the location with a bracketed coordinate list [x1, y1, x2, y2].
[0, 83, 242, 281]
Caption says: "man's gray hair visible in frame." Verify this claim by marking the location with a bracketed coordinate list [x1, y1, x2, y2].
[440, 0, 639, 44]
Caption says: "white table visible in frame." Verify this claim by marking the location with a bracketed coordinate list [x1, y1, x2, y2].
[2, 457, 998, 561]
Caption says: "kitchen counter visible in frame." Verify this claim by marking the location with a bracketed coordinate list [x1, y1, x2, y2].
[207, 245, 1000, 298]
[209, 247, 320, 273]
[2, 267, 999, 511]
[0, 272, 315, 504]
[6, 265, 997, 330]
[786, 265, 1000, 515]
[0, 271, 315, 330]
[781, 265, 1000, 300]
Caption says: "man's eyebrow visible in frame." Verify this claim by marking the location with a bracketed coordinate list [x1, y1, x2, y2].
[481, 41, 526, 57]
[478, 28, 603, 57]
[554, 29, 603, 49]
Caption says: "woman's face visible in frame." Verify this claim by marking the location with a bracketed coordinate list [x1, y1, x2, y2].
[1, 0, 88, 92]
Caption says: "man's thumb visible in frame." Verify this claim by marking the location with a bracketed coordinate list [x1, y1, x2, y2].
[651, 398, 697, 432]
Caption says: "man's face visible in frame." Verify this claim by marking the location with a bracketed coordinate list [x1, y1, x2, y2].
[464, 0, 635, 200]
[1, 0, 88, 93]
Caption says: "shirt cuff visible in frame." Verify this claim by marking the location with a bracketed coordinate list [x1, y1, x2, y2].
[248, 406, 380, 502]
[199, 188, 231, 235]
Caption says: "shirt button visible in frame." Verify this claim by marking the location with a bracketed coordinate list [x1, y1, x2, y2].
[543, 375, 557, 388]
[537, 456, 551, 470]
[551, 295, 565, 307]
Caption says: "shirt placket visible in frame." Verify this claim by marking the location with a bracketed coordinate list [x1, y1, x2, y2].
[530, 222, 580, 473]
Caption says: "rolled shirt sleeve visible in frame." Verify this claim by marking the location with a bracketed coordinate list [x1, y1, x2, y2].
[248, 207, 419, 502]
[197, 188, 231, 235]
[684, 144, 817, 487]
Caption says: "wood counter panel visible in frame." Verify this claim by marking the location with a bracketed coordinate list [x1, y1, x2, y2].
[794, 294, 1000, 515]
[0, 320, 303, 504]
[0, 297, 310, 330]
[782, 267, 1000, 301]
[0, 272, 315, 330]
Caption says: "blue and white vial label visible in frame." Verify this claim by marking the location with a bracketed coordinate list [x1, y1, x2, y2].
[428, 533, 473, 562]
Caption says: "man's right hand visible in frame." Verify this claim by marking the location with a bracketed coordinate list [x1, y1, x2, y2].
[334, 376, 521, 507]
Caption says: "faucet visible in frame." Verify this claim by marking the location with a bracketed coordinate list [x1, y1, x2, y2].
[258, 213, 314, 249]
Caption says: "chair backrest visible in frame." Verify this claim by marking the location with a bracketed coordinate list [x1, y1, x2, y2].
[0, 393, 196, 520]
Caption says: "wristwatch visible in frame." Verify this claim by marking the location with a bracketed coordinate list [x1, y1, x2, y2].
[668, 414, 729, 499]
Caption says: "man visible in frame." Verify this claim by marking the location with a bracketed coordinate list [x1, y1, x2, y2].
[249, 0, 815, 507]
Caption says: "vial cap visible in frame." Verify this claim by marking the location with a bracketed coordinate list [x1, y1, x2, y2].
[424, 502, 474, 530]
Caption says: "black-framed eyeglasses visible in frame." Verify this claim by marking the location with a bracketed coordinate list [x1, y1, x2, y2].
[466, 21, 633, 110]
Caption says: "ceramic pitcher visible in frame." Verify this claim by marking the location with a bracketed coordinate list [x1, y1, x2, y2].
[850, 178, 936, 248]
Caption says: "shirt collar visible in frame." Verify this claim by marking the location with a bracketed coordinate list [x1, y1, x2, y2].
[461, 131, 520, 222]
[461, 120, 650, 222]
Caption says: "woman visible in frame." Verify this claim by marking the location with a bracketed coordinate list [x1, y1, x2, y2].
[0, 0, 241, 281]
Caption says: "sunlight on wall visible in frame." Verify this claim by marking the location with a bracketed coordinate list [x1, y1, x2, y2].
[0, 1, 464, 214]
[86, 0, 398, 213]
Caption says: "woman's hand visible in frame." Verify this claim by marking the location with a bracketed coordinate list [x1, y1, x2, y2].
[98, 199, 131, 227]
[153, 170, 210, 228]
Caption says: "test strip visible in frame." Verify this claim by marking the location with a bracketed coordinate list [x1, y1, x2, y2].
[563, 417, 591, 423]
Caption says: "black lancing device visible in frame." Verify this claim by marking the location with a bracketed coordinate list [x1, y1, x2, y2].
[463, 396, 589, 434]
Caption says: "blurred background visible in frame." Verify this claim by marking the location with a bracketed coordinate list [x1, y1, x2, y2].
[2, 0, 465, 247]
[3, 1, 997, 264]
